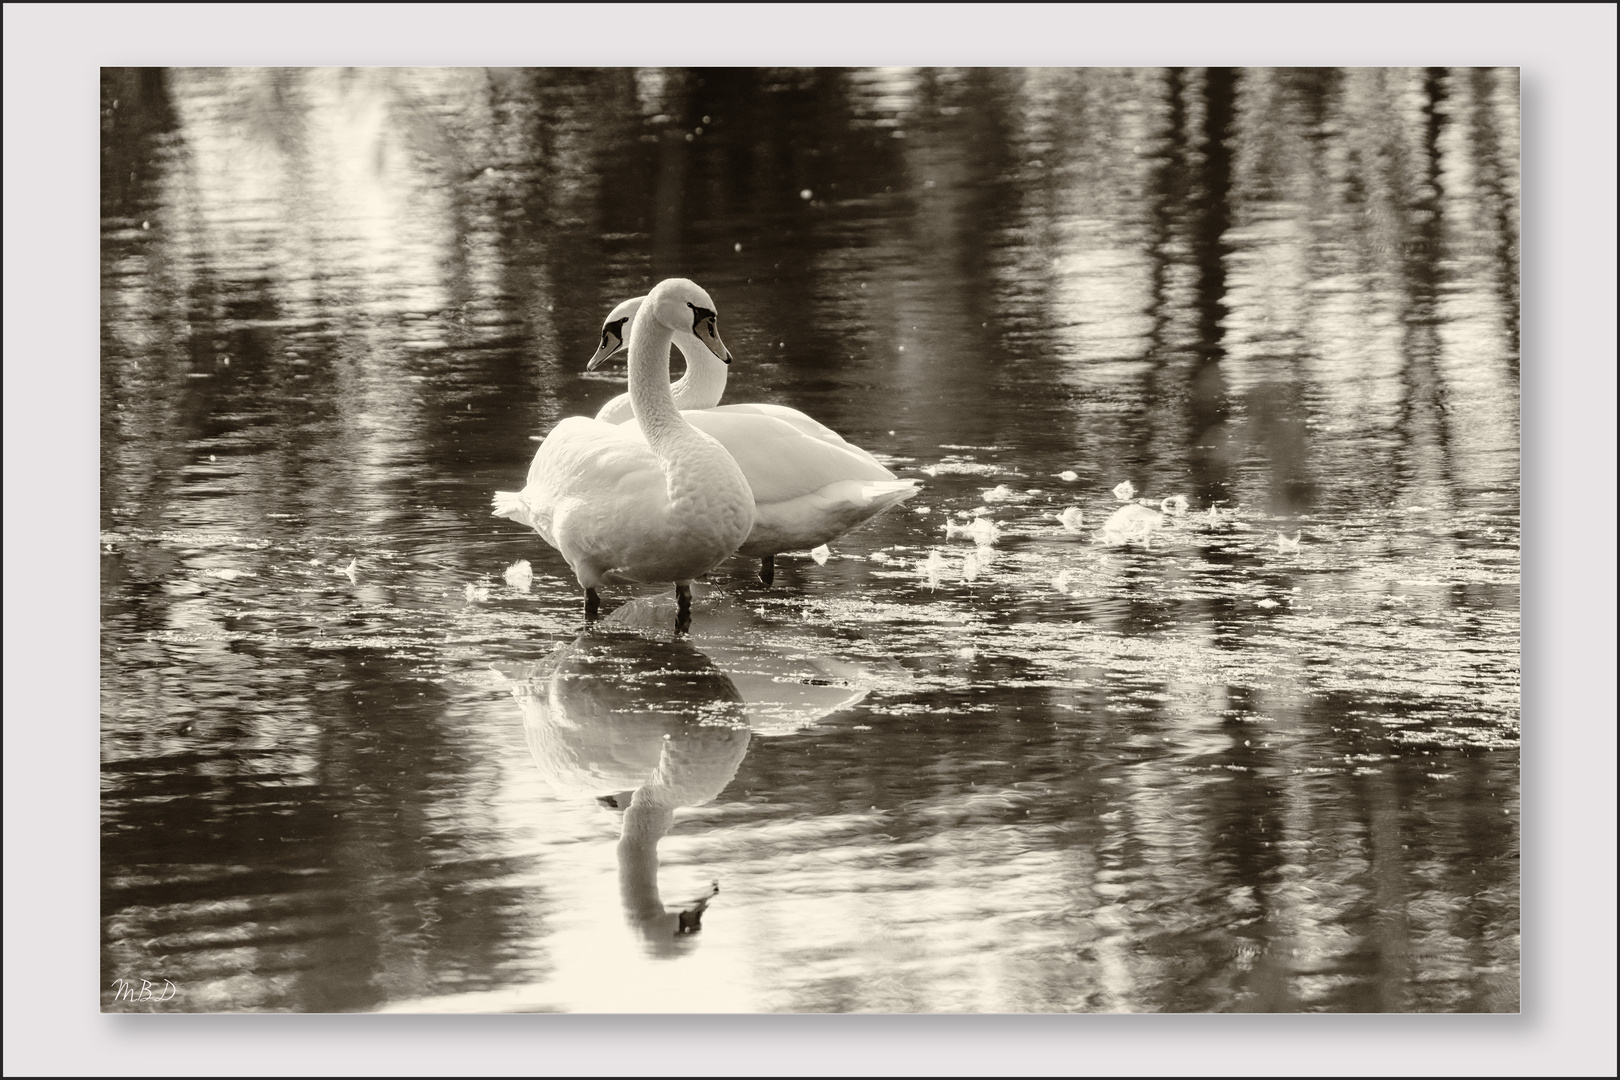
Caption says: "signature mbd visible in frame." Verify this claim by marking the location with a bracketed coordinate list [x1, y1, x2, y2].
[110, 978, 178, 1003]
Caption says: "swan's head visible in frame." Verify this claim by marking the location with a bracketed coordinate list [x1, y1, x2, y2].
[642, 278, 731, 364]
[585, 296, 644, 371]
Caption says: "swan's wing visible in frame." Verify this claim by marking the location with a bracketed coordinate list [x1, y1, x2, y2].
[704, 403, 849, 444]
[679, 411, 900, 504]
[511, 418, 671, 564]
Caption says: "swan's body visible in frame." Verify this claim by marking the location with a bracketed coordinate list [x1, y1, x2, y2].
[586, 296, 919, 583]
[493, 279, 754, 630]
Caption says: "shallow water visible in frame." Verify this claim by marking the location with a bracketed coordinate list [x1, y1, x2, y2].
[101, 67, 1519, 1013]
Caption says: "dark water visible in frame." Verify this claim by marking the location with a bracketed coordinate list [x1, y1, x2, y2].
[100, 67, 1519, 1013]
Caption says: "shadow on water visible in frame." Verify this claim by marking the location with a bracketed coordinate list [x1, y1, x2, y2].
[101, 67, 1520, 1013]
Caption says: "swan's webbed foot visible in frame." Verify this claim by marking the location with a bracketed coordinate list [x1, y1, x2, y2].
[584, 587, 600, 622]
[759, 554, 774, 587]
[675, 583, 692, 634]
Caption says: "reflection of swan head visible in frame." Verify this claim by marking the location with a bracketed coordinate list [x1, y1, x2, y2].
[502, 631, 751, 955]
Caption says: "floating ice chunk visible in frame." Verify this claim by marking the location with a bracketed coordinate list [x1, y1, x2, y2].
[1256, 598, 1280, 609]
[1276, 532, 1302, 552]
[1206, 506, 1223, 524]
[962, 550, 982, 582]
[504, 559, 533, 591]
[870, 551, 891, 563]
[980, 484, 1026, 503]
[1052, 568, 1073, 594]
[912, 506, 930, 514]
[1057, 470, 1079, 482]
[1098, 503, 1163, 546]
[810, 544, 831, 565]
[336, 558, 359, 583]
[956, 646, 977, 659]
[206, 568, 241, 581]
[1055, 507, 1085, 533]
[1160, 495, 1189, 516]
[944, 517, 1000, 546]
[465, 582, 491, 602]
[923, 549, 946, 589]
[1113, 480, 1137, 502]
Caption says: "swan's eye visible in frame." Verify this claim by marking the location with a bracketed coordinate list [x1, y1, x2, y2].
[686, 303, 716, 332]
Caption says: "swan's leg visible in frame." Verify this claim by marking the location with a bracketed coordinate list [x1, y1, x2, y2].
[675, 583, 693, 634]
[759, 554, 775, 586]
[584, 587, 600, 621]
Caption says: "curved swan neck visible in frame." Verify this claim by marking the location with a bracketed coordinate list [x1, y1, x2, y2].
[669, 335, 728, 411]
[627, 308, 687, 443]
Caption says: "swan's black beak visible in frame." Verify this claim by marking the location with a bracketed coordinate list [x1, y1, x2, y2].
[586, 318, 630, 372]
[585, 336, 624, 372]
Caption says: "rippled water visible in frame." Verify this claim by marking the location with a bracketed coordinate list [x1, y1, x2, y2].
[101, 67, 1519, 1013]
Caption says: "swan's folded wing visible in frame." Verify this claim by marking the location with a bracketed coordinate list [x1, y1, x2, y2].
[680, 411, 900, 504]
[525, 417, 654, 491]
[706, 403, 851, 445]
[593, 392, 634, 425]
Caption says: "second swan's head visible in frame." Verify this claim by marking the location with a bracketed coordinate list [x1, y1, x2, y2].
[585, 296, 643, 371]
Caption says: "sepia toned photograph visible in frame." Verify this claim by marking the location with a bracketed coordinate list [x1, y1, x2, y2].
[97, 64, 1523, 1015]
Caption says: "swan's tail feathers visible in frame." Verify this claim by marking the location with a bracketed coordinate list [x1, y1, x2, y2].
[857, 479, 922, 510]
[492, 491, 529, 523]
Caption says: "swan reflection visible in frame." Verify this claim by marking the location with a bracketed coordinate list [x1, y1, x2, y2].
[497, 617, 876, 955]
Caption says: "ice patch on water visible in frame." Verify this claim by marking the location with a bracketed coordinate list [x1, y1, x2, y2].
[810, 545, 831, 565]
[1113, 480, 1136, 502]
[1276, 532, 1302, 552]
[465, 581, 492, 602]
[504, 559, 533, 591]
[1057, 470, 1079, 482]
[1054, 507, 1085, 533]
[920, 461, 1005, 477]
[945, 517, 1000, 546]
[980, 485, 1027, 504]
[1098, 503, 1163, 546]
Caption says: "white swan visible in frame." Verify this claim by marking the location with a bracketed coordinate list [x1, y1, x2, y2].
[492, 279, 754, 632]
[584, 295, 920, 584]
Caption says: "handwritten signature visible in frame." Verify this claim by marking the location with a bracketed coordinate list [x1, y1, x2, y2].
[110, 978, 178, 1003]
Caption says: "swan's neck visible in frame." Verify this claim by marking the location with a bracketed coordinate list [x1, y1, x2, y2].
[669, 334, 728, 411]
[627, 312, 689, 446]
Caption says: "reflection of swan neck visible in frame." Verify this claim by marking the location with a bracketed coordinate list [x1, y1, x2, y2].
[670, 334, 727, 411]
[617, 795, 675, 925]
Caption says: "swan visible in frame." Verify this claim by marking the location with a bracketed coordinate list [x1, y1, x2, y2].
[492, 279, 754, 632]
[584, 295, 920, 584]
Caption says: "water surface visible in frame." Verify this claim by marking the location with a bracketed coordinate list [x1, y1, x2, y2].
[101, 66, 1519, 1013]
